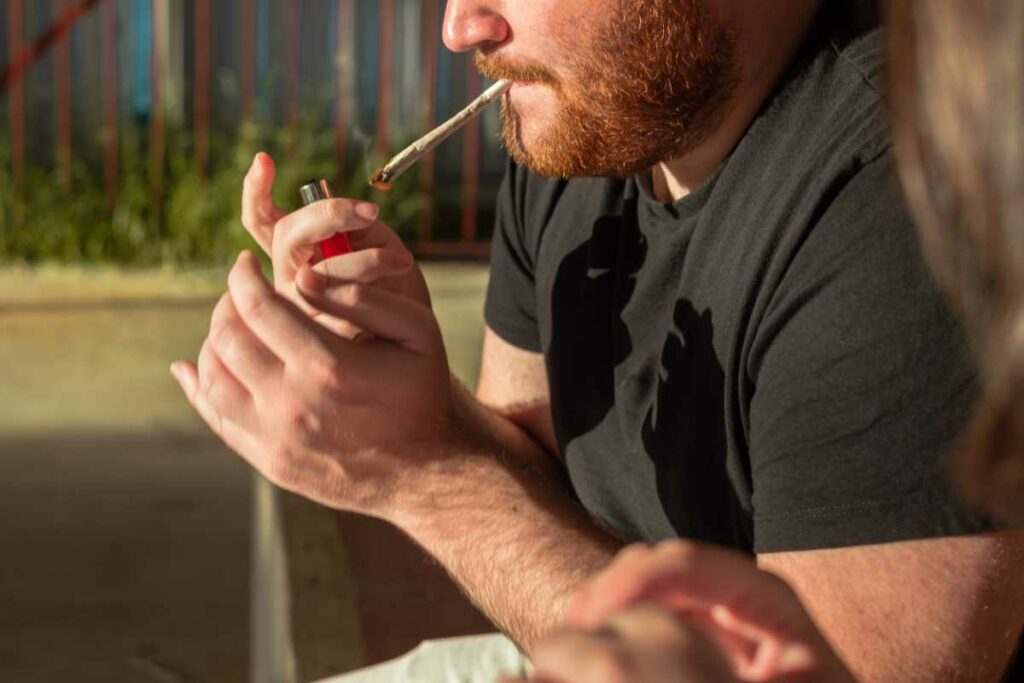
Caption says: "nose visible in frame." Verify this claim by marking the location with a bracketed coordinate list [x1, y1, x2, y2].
[443, 0, 510, 53]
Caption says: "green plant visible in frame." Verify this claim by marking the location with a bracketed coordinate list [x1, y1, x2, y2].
[0, 109, 425, 267]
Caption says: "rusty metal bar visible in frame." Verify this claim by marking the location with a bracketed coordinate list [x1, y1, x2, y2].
[7, 0, 25, 190]
[240, 0, 256, 121]
[417, 0, 441, 244]
[460, 63, 482, 243]
[287, 0, 301, 158]
[334, 0, 352, 180]
[54, 0, 73, 189]
[375, 0, 395, 159]
[194, 0, 211, 177]
[151, 0, 167, 213]
[102, 0, 118, 206]
[0, 0, 101, 94]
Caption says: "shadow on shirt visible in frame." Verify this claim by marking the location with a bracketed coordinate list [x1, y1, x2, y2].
[546, 199, 743, 546]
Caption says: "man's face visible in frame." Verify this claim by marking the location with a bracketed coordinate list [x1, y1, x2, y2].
[444, 0, 739, 179]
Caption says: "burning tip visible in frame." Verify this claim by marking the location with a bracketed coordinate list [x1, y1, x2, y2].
[369, 168, 393, 191]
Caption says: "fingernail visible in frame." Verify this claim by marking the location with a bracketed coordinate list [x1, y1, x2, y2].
[354, 202, 380, 221]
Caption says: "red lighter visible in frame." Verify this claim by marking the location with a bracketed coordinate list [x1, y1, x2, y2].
[299, 179, 353, 259]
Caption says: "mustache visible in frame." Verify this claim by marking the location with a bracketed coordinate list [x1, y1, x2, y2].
[474, 51, 561, 88]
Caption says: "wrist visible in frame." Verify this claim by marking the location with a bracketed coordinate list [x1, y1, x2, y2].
[372, 374, 493, 527]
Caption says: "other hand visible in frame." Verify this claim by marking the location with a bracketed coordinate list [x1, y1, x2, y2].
[563, 540, 856, 683]
[171, 250, 454, 518]
[503, 605, 737, 683]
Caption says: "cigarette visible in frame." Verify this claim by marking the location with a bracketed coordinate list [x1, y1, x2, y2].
[370, 79, 512, 190]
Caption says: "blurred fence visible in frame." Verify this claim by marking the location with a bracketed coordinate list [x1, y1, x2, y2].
[0, 0, 506, 263]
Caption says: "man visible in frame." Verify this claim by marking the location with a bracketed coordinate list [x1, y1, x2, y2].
[172, 0, 1024, 680]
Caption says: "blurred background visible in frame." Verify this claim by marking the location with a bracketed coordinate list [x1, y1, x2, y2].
[1, 1, 500, 680]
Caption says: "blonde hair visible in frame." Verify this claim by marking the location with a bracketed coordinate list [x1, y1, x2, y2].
[888, 0, 1024, 518]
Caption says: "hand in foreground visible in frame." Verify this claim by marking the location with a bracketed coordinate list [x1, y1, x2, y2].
[558, 540, 856, 683]
[170, 250, 455, 517]
[241, 152, 430, 336]
[503, 605, 738, 683]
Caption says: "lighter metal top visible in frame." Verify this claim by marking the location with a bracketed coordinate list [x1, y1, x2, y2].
[299, 179, 334, 206]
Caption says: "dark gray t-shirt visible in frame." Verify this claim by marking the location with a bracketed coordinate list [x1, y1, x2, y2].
[484, 22, 997, 555]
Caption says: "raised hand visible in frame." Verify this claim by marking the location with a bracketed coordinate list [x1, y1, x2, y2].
[170, 251, 458, 518]
[240, 152, 431, 336]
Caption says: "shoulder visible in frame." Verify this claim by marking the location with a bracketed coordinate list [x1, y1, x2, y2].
[497, 160, 628, 258]
[742, 27, 890, 183]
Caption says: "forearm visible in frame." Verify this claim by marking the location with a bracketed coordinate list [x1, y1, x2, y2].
[391, 379, 623, 651]
[761, 533, 1024, 683]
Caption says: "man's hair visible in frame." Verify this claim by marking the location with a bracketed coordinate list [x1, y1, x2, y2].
[888, 0, 1024, 518]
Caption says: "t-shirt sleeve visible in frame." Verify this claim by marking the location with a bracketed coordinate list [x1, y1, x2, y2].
[747, 153, 999, 553]
[484, 162, 543, 352]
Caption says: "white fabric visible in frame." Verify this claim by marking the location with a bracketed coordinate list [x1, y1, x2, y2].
[316, 633, 531, 683]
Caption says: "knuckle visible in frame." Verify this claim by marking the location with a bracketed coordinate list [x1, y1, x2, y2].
[277, 404, 306, 436]
[309, 353, 343, 392]
[266, 450, 298, 488]
[363, 248, 386, 270]
[321, 199, 351, 225]
[208, 320, 231, 351]
[339, 283, 368, 309]
[277, 398, 322, 436]
[271, 215, 293, 246]
[233, 283, 267, 320]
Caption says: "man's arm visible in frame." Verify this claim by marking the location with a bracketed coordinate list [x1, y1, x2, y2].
[392, 326, 623, 650]
[230, 157, 620, 650]
[475, 326, 559, 457]
[759, 531, 1024, 682]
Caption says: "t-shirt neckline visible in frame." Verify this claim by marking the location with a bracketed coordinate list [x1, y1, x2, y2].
[633, 159, 727, 223]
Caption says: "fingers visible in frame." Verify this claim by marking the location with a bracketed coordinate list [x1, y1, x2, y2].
[311, 246, 413, 284]
[171, 359, 266, 469]
[568, 543, 660, 629]
[196, 338, 254, 425]
[530, 629, 635, 683]
[271, 197, 380, 284]
[208, 292, 283, 396]
[174, 344, 253, 436]
[172, 359, 227, 437]
[296, 266, 440, 354]
[566, 540, 831, 682]
[570, 541, 798, 633]
[241, 152, 286, 255]
[530, 609, 735, 683]
[607, 606, 737, 680]
[227, 250, 340, 367]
